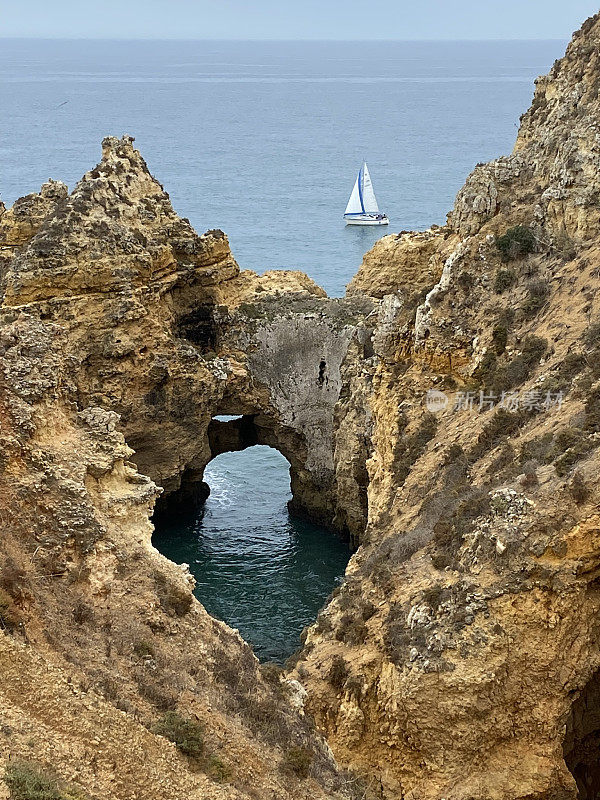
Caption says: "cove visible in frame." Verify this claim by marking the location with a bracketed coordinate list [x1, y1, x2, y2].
[152, 444, 351, 663]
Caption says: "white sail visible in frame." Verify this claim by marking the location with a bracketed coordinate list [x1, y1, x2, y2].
[344, 169, 364, 216]
[361, 162, 380, 213]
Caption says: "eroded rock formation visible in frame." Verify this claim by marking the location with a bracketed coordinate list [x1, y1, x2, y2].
[3, 10, 600, 800]
[295, 12, 600, 800]
[0, 137, 371, 800]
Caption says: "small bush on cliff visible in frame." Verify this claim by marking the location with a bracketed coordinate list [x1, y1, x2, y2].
[153, 711, 205, 759]
[328, 656, 349, 690]
[491, 335, 547, 392]
[470, 408, 533, 461]
[540, 352, 586, 395]
[494, 268, 517, 294]
[281, 746, 312, 780]
[431, 487, 491, 569]
[585, 322, 600, 349]
[259, 661, 284, 687]
[335, 613, 368, 646]
[569, 471, 590, 505]
[4, 762, 86, 800]
[554, 229, 577, 261]
[203, 755, 232, 783]
[584, 385, 600, 432]
[137, 675, 178, 711]
[242, 695, 287, 743]
[132, 640, 155, 658]
[553, 429, 594, 477]
[521, 278, 550, 318]
[495, 225, 537, 263]
[0, 560, 27, 600]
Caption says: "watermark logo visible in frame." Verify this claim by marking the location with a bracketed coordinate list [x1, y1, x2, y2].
[425, 389, 449, 413]
[424, 389, 564, 413]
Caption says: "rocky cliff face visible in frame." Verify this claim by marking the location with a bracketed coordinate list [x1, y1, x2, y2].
[3, 11, 600, 800]
[0, 138, 371, 799]
[297, 11, 600, 800]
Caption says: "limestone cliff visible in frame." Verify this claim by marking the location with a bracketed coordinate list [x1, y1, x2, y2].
[0, 138, 370, 800]
[297, 11, 600, 800]
[3, 11, 600, 800]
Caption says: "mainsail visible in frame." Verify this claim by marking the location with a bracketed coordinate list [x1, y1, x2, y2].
[344, 162, 380, 216]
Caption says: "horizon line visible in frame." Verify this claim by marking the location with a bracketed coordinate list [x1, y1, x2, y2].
[0, 35, 569, 43]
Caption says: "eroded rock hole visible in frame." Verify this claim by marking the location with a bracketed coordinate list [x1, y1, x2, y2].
[152, 419, 351, 663]
[564, 669, 600, 798]
[317, 359, 327, 386]
[175, 304, 218, 351]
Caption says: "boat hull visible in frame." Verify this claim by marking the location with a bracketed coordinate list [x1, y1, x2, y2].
[345, 214, 389, 226]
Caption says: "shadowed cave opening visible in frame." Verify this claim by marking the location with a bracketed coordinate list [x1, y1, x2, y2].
[564, 669, 600, 799]
[152, 416, 351, 663]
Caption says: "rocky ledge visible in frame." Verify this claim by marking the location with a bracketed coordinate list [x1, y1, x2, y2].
[3, 11, 600, 800]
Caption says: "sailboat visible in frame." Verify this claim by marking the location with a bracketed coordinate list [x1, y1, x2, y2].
[344, 162, 389, 225]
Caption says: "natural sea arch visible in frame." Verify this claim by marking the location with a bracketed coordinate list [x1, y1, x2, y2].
[152, 433, 350, 663]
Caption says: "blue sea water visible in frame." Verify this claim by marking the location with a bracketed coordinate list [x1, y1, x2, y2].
[0, 38, 564, 660]
[152, 446, 350, 662]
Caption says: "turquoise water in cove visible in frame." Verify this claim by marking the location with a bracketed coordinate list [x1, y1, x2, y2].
[0, 39, 564, 660]
[152, 447, 350, 662]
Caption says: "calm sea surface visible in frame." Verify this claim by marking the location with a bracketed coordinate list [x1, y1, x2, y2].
[0, 39, 564, 660]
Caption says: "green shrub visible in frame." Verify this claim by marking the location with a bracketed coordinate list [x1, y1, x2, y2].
[494, 268, 517, 293]
[495, 335, 547, 390]
[522, 278, 550, 318]
[470, 409, 533, 461]
[132, 640, 155, 658]
[487, 443, 517, 477]
[520, 433, 554, 465]
[584, 386, 600, 432]
[422, 584, 450, 611]
[570, 471, 590, 504]
[431, 487, 491, 569]
[552, 428, 593, 476]
[282, 746, 312, 779]
[72, 602, 93, 625]
[584, 322, 600, 350]
[358, 599, 377, 621]
[4, 762, 85, 800]
[554, 229, 576, 261]
[335, 613, 368, 646]
[540, 352, 586, 395]
[495, 225, 537, 263]
[473, 350, 497, 386]
[203, 755, 232, 783]
[328, 656, 349, 690]
[492, 323, 509, 355]
[475, 335, 546, 394]
[153, 711, 205, 759]
[443, 443, 467, 466]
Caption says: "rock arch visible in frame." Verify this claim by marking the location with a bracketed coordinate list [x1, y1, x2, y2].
[151, 292, 376, 542]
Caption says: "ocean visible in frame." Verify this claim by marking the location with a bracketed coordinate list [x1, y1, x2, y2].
[0, 38, 564, 661]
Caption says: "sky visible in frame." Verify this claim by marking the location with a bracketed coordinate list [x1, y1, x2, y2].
[1, 0, 599, 40]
